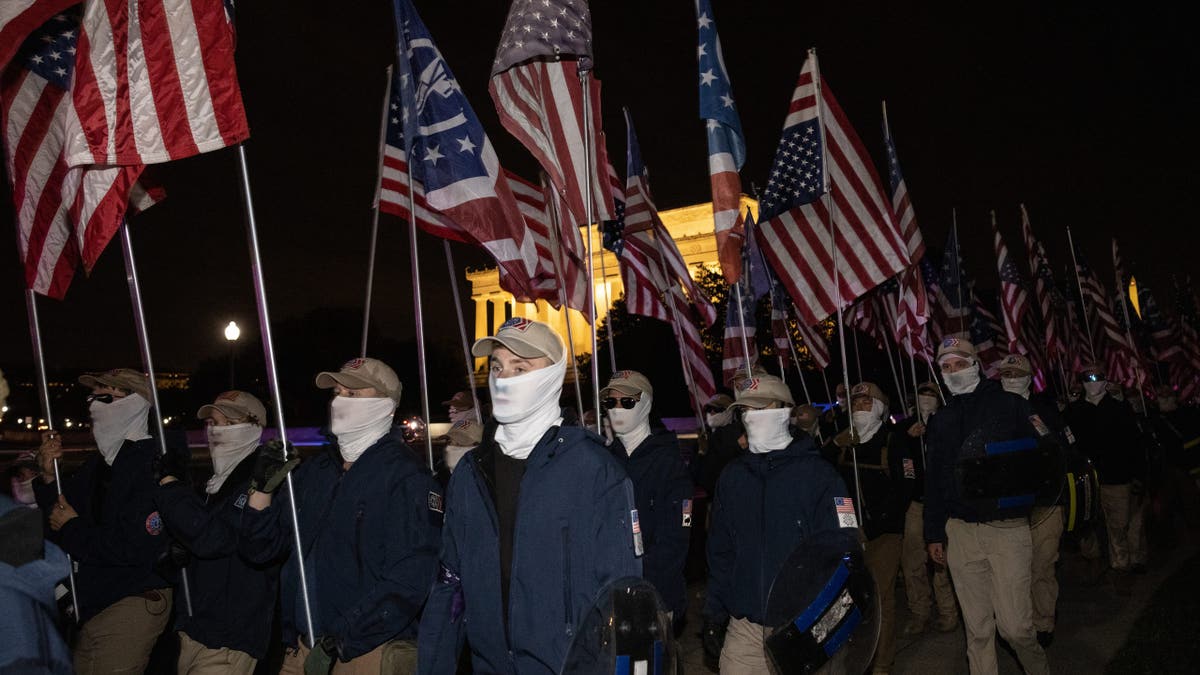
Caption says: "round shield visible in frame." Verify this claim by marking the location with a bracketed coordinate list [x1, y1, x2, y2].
[1061, 450, 1099, 532]
[954, 426, 1067, 527]
[561, 577, 675, 675]
[763, 531, 879, 675]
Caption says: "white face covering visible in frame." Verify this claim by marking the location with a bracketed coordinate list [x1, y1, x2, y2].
[851, 399, 886, 444]
[491, 354, 567, 460]
[1159, 397, 1178, 413]
[706, 408, 733, 429]
[1001, 375, 1032, 399]
[90, 393, 151, 465]
[917, 394, 940, 421]
[12, 477, 36, 506]
[608, 394, 652, 455]
[444, 445, 472, 473]
[743, 407, 794, 454]
[205, 423, 262, 494]
[943, 364, 981, 396]
[330, 396, 396, 463]
[1083, 380, 1107, 404]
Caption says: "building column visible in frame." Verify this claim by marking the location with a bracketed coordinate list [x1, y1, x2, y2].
[474, 298, 488, 371]
[491, 295, 507, 335]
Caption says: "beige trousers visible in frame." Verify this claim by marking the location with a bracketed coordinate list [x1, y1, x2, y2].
[865, 533, 903, 673]
[1029, 506, 1063, 632]
[901, 502, 957, 621]
[279, 638, 416, 675]
[945, 519, 1048, 675]
[719, 616, 768, 675]
[1099, 484, 1137, 570]
[178, 631, 257, 675]
[73, 588, 173, 675]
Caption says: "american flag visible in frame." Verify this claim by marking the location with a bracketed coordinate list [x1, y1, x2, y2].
[722, 278, 757, 385]
[489, 0, 616, 231]
[934, 226, 971, 340]
[390, 0, 539, 301]
[2, 9, 145, 298]
[756, 51, 910, 326]
[63, 0, 247, 166]
[882, 117, 929, 359]
[0, 0, 77, 71]
[503, 171, 590, 312]
[1019, 205, 1066, 361]
[970, 292, 1009, 375]
[695, 0, 745, 284]
[991, 212, 1029, 354]
[770, 284, 794, 365]
[1137, 283, 1183, 363]
[796, 312, 831, 370]
[1072, 243, 1143, 387]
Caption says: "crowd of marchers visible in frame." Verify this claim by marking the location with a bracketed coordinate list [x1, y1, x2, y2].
[3, 319, 1199, 675]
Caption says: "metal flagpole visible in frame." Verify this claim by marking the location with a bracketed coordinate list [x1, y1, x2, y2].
[646, 229, 708, 433]
[597, 234, 618, 374]
[235, 145, 316, 645]
[784, 321, 814, 405]
[821, 368, 835, 404]
[908, 348, 927, 469]
[404, 170, 436, 472]
[24, 290, 80, 621]
[360, 66, 394, 358]
[118, 222, 193, 617]
[543, 176, 586, 422]
[851, 323, 863, 384]
[443, 241, 483, 424]
[880, 329, 903, 406]
[734, 282, 755, 379]
[579, 68, 602, 427]
[1066, 227, 1098, 357]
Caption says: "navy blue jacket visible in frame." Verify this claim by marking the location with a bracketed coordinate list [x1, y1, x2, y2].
[418, 424, 641, 675]
[155, 448, 278, 659]
[34, 438, 170, 624]
[241, 435, 442, 660]
[832, 425, 910, 540]
[610, 429, 693, 617]
[923, 379, 1038, 543]
[1065, 395, 1144, 484]
[703, 436, 855, 625]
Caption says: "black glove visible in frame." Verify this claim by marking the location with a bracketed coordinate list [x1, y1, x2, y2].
[153, 539, 191, 579]
[152, 444, 192, 484]
[250, 441, 299, 495]
[701, 618, 727, 669]
[303, 635, 337, 675]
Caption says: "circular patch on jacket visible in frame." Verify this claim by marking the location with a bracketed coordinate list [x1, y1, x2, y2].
[145, 511, 163, 535]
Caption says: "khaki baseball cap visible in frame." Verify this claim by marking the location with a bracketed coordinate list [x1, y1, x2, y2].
[600, 370, 653, 398]
[936, 337, 977, 364]
[440, 419, 484, 446]
[315, 357, 402, 402]
[79, 368, 150, 400]
[705, 393, 734, 411]
[471, 318, 564, 362]
[730, 374, 794, 409]
[442, 390, 474, 409]
[197, 390, 268, 426]
[997, 354, 1032, 376]
[917, 381, 940, 396]
[850, 381, 890, 409]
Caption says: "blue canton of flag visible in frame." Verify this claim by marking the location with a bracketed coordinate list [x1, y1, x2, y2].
[743, 208, 771, 298]
[884, 134, 903, 195]
[22, 14, 78, 88]
[939, 227, 969, 312]
[758, 108, 823, 221]
[602, 203, 626, 256]
[696, 0, 744, 167]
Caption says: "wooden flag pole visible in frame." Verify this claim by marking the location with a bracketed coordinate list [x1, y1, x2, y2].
[24, 290, 80, 622]
[360, 66, 393, 358]
[442, 241, 483, 424]
[119, 221, 193, 618]
[579, 68, 602, 429]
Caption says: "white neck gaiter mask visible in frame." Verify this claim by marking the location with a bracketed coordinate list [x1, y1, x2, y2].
[90, 393, 151, 465]
[706, 408, 733, 429]
[491, 356, 567, 460]
[1001, 376, 1032, 399]
[609, 394, 652, 455]
[944, 364, 981, 396]
[917, 394, 939, 422]
[743, 407, 794, 454]
[1083, 381, 1107, 405]
[206, 423, 262, 494]
[851, 399, 886, 444]
[330, 397, 396, 463]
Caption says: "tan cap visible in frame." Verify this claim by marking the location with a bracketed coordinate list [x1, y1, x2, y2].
[601, 370, 653, 398]
[197, 390, 268, 426]
[793, 404, 820, 424]
[705, 393, 734, 411]
[850, 381, 889, 409]
[730, 374, 794, 409]
[997, 354, 1032, 376]
[936, 337, 976, 363]
[440, 419, 484, 447]
[79, 368, 150, 400]
[441, 390, 474, 409]
[471, 318, 564, 362]
[917, 381, 940, 396]
[315, 357, 402, 402]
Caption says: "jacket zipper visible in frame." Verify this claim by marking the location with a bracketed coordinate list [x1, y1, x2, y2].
[561, 525, 572, 630]
[354, 507, 365, 575]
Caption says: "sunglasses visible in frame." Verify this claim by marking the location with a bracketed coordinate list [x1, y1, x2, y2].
[1080, 373, 1104, 383]
[86, 393, 115, 405]
[602, 397, 639, 410]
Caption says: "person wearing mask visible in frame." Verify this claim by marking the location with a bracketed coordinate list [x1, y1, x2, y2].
[442, 391, 478, 425]
[1065, 364, 1146, 594]
[898, 382, 958, 637]
[997, 354, 1067, 646]
[702, 374, 858, 675]
[924, 339, 1049, 675]
[1150, 386, 1200, 535]
[792, 403, 822, 440]
[242, 358, 442, 674]
[418, 318, 641, 675]
[438, 419, 484, 475]
[832, 382, 910, 674]
[697, 393, 742, 498]
[33, 368, 173, 674]
[820, 382, 850, 438]
[4, 454, 39, 507]
[152, 391, 279, 674]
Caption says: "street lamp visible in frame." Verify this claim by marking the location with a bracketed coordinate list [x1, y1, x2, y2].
[224, 321, 240, 389]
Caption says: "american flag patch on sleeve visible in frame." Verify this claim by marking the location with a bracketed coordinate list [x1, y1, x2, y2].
[834, 497, 858, 529]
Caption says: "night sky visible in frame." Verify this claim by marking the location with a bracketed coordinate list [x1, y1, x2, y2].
[2, 1, 1197, 381]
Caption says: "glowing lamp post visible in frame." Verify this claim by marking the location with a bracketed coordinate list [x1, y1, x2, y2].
[224, 321, 240, 389]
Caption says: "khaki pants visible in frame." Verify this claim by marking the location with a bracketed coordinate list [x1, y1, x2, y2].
[73, 588, 173, 675]
[865, 533, 902, 673]
[1029, 506, 1063, 632]
[945, 519, 1048, 675]
[279, 638, 416, 675]
[1099, 484, 1137, 570]
[719, 617, 768, 675]
[178, 631, 257, 675]
[901, 502, 957, 622]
